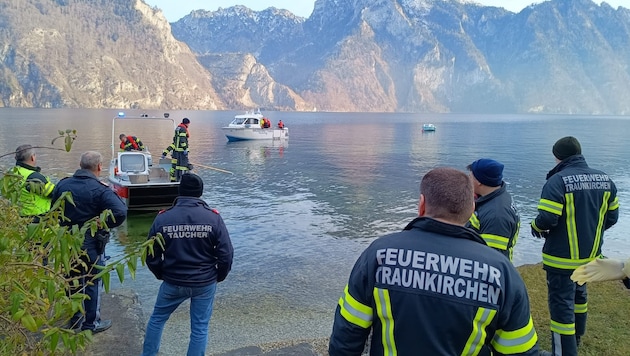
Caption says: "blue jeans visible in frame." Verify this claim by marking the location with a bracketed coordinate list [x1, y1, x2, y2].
[141, 281, 217, 356]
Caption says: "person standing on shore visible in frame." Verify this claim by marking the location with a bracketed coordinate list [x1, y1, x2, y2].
[531, 136, 619, 356]
[329, 167, 538, 355]
[141, 173, 234, 356]
[51, 151, 127, 333]
[466, 158, 520, 261]
[12, 144, 55, 221]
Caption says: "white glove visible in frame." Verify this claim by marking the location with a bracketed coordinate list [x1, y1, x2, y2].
[571, 258, 626, 285]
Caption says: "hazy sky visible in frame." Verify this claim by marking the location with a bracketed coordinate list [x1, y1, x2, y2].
[144, 1, 630, 22]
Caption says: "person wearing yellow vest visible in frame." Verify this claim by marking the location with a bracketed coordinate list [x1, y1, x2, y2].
[13, 144, 55, 221]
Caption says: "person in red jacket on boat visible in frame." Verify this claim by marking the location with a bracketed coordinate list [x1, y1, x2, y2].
[119, 134, 146, 151]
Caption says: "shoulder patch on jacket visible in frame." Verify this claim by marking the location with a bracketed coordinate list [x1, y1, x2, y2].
[211, 208, 220, 215]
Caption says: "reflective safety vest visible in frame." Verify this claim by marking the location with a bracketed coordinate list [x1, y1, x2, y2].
[14, 165, 55, 217]
[532, 155, 619, 273]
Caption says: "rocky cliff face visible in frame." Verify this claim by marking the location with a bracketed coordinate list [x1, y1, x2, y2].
[174, 0, 630, 114]
[2, 0, 630, 114]
[0, 0, 222, 109]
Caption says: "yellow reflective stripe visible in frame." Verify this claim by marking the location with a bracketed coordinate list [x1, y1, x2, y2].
[542, 253, 594, 270]
[374, 288, 397, 356]
[609, 196, 619, 210]
[591, 192, 610, 258]
[469, 214, 480, 230]
[531, 220, 543, 232]
[481, 234, 509, 250]
[339, 285, 373, 328]
[461, 307, 496, 356]
[538, 198, 563, 215]
[574, 303, 587, 314]
[43, 181, 55, 196]
[550, 319, 575, 335]
[564, 193, 579, 259]
[509, 222, 520, 262]
[492, 316, 538, 354]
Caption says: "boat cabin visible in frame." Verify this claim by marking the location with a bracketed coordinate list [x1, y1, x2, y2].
[229, 115, 263, 128]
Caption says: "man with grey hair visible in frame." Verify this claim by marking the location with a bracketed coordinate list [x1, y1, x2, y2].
[12, 144, 55, 220]
[51, 151, 127, 333]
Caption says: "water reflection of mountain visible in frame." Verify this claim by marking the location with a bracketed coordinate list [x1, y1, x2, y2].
[225, 140, 287, 165]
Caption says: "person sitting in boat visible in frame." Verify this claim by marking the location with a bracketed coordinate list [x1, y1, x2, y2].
[262, 118, 271, 128]
[119, 134, 146, 152]
[277, 120, 284, 129]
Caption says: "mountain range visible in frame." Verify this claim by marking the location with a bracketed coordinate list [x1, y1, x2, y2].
[1, 0, 630, 114]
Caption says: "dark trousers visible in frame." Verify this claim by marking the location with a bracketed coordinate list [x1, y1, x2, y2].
[169, 151, 190, 182]
[69, 240, 104, 330]
[546, 271, 587, 356]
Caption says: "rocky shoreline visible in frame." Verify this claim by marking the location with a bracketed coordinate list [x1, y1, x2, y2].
[80, 289, 332, 356]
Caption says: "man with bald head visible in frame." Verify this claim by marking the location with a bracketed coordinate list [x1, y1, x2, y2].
[330, 167, 538, 355]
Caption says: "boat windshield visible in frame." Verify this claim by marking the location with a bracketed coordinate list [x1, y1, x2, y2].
[232, 118, 247, 125]
[120, 154, 146, 173]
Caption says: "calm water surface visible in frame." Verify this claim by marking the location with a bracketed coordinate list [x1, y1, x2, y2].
[1, 108, 629, 352]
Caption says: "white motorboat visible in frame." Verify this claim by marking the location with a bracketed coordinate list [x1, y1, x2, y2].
[222, 110, 289, 142]
[422, 123, 436, 132]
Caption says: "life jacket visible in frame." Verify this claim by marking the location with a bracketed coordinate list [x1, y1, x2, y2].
[125, 136, 140, 150]
[178, 123, 190, 137]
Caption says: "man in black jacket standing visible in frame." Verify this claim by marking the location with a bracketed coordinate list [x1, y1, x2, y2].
[141, 173, 233, 356]
[51, 151, 127, 333]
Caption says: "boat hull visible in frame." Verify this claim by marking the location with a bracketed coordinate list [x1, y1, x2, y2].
[109, 180, 179, 211]
[108, 152, 180, 211]
[223, 127, 289, 142]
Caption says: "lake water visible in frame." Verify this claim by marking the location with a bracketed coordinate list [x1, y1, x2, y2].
[1, 108, 629, 353]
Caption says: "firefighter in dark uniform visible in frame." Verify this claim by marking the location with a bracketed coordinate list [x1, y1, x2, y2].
[119, 133, 146, 151]
[531, 136, 619, 356]
[329, 167, 539, 356]
[466, 158, 520, 261]
[12, 144, 55, 220]
[162, 118, 191, 182]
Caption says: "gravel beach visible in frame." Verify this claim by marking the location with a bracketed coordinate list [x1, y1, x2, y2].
[80, 289, 334, 356]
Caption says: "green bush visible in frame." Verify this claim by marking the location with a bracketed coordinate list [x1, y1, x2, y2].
[0, 131, 161, 355]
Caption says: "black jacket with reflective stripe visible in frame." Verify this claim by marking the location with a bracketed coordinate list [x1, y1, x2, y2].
[467, 183, 520, 260]
[329, 217, 538, 356]
[533, 155, 618, 273]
